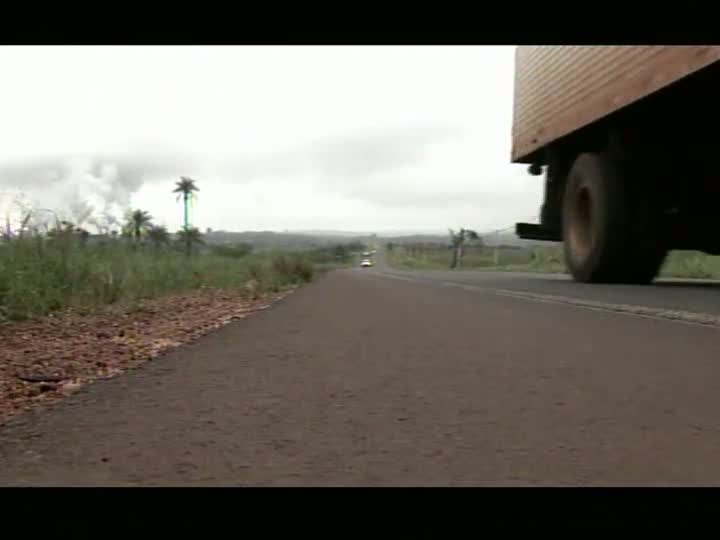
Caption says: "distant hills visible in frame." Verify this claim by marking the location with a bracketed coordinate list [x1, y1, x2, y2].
[204, 230, 367, 251]
[293, 230, 376, 238]
[201, 228, 558, 250]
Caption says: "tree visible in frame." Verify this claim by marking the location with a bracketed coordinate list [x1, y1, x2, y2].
[176, 226, 205, 256]
[147, 225, 171, 249]
[449, 228, 479, 269]
[125, 210, 153, 243]
[46, 220, 89, 246]
[16, 210, 33, 238]
[173, 177, 199, 231]
[333, 244, 349, 261]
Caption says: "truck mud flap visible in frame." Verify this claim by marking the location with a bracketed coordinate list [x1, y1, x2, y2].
[515, 223, 562, 242]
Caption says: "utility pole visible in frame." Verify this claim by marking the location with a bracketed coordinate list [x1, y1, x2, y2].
[493, 229, 500, 266]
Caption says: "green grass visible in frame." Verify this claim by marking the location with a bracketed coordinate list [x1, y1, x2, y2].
[386, 244, 720, 280]
[385, 245, 566, 273]
[659, 251, 720, 279]
[0, 234, 336, 321]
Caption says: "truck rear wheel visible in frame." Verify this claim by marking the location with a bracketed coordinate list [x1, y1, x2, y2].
[562, 151, 667, 284]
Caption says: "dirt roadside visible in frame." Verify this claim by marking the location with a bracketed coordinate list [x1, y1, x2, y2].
[0, 286, 296, 426]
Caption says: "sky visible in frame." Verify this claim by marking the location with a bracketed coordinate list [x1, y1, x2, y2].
[0, 45, 542, 234]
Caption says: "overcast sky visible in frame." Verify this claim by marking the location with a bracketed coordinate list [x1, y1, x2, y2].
[0, 45, 541, 234]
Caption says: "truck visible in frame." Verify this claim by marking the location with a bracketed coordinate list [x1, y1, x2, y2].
[511, 46, 720, 284]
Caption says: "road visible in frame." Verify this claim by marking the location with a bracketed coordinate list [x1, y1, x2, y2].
[3, 262, 720, 485]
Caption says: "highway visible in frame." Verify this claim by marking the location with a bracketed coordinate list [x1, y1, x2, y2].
[2, 263, 720, 485]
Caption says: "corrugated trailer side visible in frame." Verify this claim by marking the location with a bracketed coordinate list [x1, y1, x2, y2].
[511, 46, 720, 164]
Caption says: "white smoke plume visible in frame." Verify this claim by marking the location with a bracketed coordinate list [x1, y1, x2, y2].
[0, 151, 194, 234]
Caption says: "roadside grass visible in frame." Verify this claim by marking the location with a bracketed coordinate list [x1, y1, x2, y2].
[385, 245, 566, 273]
[0, 234, 349, 321]
[386, 244, 720, 280]
[659, 251, 720, 279]
[11, 227, 720, 323]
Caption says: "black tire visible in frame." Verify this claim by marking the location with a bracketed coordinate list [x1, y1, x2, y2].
[562, 151, 668, 284]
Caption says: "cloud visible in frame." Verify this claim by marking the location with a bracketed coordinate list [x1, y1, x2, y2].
[308, 126, 464, 179]
[331, 177, 535, 210]
[0, 149, 196, 230]
[0, 46, 525, 232]
[215, 124, 464, 183]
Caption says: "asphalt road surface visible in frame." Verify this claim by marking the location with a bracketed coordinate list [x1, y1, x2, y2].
[3, 261, 720, 486]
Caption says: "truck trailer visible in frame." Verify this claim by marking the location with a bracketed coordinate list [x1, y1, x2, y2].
[512, 46, 720, 283]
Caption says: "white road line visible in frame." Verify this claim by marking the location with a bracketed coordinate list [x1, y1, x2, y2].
[481, 284, 720, 329]
[373, 271, 720, 328]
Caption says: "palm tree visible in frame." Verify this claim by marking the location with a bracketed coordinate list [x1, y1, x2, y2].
[173, 177, 199, 231]
[449, 228, 480, 269]
[147, 225, 171, 249]
[125, 210, 153, 243]
[176, 226, 205, 256]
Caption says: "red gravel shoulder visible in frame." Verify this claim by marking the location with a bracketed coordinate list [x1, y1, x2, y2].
[0, 286, 295, 425]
